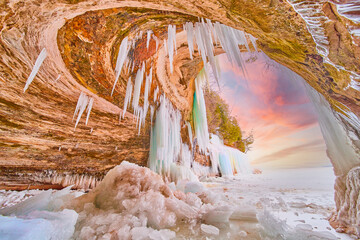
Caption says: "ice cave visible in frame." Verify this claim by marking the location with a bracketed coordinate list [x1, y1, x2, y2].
[0, 0, 360, 239]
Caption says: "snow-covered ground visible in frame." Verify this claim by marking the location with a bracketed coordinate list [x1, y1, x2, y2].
[0, 166, 355, 239]
[201, 167, 354, 239]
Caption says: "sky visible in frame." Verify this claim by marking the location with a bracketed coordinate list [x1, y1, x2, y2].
[211, 52, 331, 169]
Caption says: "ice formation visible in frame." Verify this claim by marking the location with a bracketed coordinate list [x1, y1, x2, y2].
[148, 95, 183, 178]
[167, 25, 176, 73]
[0, 187, 79, 240]
[28, 170, 100, 190]
[146, 30, 152, 49]
[192, 69, 210, 154]
[69, 161, 237, 239]
[132, 62, 145, 111]
[184, 22, 194, 60]
[72, 92, 94, 130]
[121, 77, 133, 119]
[111, 36, 129, 96]
[191, 68, 251, 176]
[258, 210, 337, 240]
[209, 134, 252, 176]
[286, 0, 360, 91]
[23, 48, 47, 92]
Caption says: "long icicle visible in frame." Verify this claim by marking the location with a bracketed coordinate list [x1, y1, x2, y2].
[122, 77, 133, 120]
[111, 37, 129, 96]
[24, 48, 47, 92]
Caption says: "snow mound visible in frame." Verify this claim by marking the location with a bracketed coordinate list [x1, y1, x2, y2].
[71, 161, 233, 239]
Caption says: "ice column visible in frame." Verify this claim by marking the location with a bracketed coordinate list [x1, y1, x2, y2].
[193, 69, 210, 154]
[149, 95, 182, 178]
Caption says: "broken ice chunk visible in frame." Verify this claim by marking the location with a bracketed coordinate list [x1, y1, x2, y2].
[200, 224, 219, 236]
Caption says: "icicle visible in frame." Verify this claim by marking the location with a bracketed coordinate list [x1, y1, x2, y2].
[23, 48, 47, 92]
[122, 77, 133, 119]
[150, 105, 154, 126]
[186, 121, 193, 148]
[85, 97, 94, 125]
[153, 35, 160, 51]
[73, 92, 85, 121]
[167, 25, 177, 73]
[146, 30, 152, 49]
[184, 22, 194, 59]
[132, 62, 145, 110]
[111, 37, 129, 96]
[143, 68, 152, 124]
[55, 74, 61, 82]
[74, 93, 89, 130]
[163, 39, 167, 55]
[153, 87, 159, 102]
[249, 35, 258, 52]
[73, 92, 95, 130]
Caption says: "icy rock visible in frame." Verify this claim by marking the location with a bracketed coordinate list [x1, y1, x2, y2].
[168, 182, 176, 191]
[184, 181, 204, 193]
[0, 185, 72, 216]
[131, 227, 175, 240]
[230, 206, 257, 222]
[0, 209, 78, 240]
[202, 205, 233, 224]
[0, 215, 53, 240]
[200, 224, 219, 236]
[71, 161, 232, 239]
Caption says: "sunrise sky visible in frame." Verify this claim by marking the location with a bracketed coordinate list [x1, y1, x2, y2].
[212, 53, 331, 169]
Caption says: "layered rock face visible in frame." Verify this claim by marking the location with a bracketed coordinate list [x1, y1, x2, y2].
[0, 0, 360, 236]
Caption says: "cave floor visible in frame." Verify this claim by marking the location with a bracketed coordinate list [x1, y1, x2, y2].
[0, 167, 355, 239]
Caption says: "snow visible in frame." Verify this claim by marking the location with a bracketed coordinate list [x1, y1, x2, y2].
[69, 161, 238, 239]
[202, 167, 354, 239]
[0, 166, 354, 239]
[23, 48, 47, 92]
